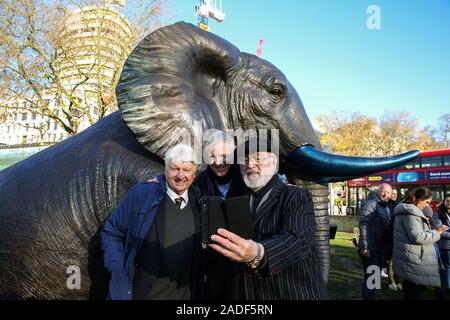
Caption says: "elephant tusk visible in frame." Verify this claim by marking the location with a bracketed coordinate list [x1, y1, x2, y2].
[286, 144, 420, 183]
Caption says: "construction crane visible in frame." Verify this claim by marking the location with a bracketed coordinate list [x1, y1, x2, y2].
[195, 0, 225, 32]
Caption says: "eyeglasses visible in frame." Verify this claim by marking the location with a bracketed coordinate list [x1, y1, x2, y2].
[244, 154, 273, 165]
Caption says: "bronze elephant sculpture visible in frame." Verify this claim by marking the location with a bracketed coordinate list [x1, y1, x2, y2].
[0, 22, 418, 299]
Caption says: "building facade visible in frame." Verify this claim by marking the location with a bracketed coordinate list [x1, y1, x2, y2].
[0, 94, 69, 146]
[0, 3, 133, 146]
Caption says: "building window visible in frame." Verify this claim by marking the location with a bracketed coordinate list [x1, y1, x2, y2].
[54, 122, 57, 130]
[21, 113, 28, 121]
[32, 113, 37, 120]
[71, 109, 82, 117]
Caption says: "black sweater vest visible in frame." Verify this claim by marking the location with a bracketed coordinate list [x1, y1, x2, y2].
[133, 194, 196, 300]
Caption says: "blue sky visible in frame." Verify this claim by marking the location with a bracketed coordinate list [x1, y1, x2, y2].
[167, 0, 450, 128]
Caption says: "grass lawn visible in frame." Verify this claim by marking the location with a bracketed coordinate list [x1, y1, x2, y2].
[328, 231, 436, 300]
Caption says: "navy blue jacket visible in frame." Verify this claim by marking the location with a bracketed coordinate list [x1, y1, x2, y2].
[358, 191, 392, 254]
[433, 210, 450, 250]
[101, 176, 167, 299]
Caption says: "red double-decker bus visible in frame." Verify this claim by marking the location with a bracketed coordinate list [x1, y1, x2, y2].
[346, 149, 450, 214]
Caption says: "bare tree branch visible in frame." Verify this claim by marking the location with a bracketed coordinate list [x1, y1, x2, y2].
[0, 0, 168, 136]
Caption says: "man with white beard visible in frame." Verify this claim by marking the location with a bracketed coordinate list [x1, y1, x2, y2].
[208, 136, 327, 300]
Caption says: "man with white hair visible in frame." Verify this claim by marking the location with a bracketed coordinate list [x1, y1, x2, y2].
[101, 144, 202, 300]
[208, 136, 327, 299]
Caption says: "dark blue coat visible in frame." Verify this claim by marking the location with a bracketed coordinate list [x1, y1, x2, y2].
[101, 176, 167, 300]
[433, 210, 450, 250]
[358, 191, 392, 254]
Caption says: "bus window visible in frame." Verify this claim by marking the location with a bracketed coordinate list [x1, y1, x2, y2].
[443, 155, 450, 166]
[398, 187, 410, 200]
[401, 158, 421, 169]
[421, 156, 442, 168]
[398, 185, 420, 201]
[347, 186, 367, 215]
[429, 185, 445, 204]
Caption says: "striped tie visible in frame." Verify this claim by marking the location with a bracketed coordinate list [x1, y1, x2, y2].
[175, 197, 183, 208]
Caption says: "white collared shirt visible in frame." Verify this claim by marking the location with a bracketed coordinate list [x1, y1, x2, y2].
[165, 183, 189, 209]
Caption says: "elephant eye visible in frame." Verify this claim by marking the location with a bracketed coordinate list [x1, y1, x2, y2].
[268, 83, 285, 103]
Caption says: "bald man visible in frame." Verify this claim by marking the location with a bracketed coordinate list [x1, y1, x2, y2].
[358, 183, 393, 300]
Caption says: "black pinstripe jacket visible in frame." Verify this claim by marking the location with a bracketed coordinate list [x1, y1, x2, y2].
[230, 176, 327, 300]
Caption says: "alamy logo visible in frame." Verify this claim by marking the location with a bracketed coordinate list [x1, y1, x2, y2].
[366, 265, 381, 290]
[66, 265, 81, 290]
[367, 5, 381, 30]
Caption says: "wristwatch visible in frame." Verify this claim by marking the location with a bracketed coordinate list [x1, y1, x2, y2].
[247, 242, 263, 269]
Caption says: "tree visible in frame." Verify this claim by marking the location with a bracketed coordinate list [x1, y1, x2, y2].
[315, 111, 378, 156]
[427, 114, 450, 148]
[0, 106, 7, 124]
[0, 0, 168, 136]
[415, 127, 445, 151]
[315, 110, 447, 157]
[375, 111, 418, 156]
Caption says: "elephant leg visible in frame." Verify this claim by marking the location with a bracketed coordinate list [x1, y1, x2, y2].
[289, 177, 330, 284]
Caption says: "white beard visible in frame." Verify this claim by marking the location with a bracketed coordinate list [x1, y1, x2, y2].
[243, 172, 275, 190]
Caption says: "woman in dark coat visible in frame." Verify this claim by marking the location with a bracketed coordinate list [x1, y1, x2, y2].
[433, 194, 450, 292]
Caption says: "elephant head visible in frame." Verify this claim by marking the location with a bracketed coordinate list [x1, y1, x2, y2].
[116, 21, 418, 180]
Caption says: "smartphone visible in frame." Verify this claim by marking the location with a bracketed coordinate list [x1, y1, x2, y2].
[199, 195, 254, 244]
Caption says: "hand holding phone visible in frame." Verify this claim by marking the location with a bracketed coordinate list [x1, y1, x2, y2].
[437, 224, 449, 234]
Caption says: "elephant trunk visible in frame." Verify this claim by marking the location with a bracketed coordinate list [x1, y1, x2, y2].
[285, 145, 420, 285]
[287, 144, 420, 183]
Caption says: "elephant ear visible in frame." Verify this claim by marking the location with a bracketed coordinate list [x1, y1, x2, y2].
[116, 21, 240, 158]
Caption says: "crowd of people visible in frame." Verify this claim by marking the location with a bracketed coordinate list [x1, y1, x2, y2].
[359, 183, 450, 300]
